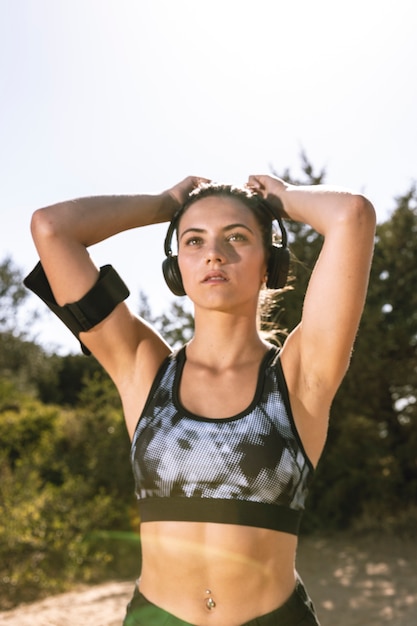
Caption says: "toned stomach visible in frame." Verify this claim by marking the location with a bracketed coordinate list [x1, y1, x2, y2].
[138, 521, 298, 626]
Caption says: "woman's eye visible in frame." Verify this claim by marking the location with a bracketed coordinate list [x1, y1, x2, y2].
[185, 236, 203, 246]
[227, 232, 247, 242]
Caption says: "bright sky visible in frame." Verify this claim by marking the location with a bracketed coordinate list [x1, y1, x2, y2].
[1, 0, 416, 353]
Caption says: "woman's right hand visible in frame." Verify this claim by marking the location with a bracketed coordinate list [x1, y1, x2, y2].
[247, 174, 290, 218]
[164, 176, 210, 212]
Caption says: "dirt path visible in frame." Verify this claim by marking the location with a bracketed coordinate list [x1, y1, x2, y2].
[0, 534, 415, 625]
[297, 534, 416, 626]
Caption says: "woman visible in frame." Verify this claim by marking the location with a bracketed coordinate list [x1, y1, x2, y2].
[26, 174, 376, 625]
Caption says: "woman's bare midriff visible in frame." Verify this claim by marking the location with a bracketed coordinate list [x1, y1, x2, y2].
[138, 520, 298, 626]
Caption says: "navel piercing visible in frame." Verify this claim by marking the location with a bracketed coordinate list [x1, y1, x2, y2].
[205, 589, 216, 610]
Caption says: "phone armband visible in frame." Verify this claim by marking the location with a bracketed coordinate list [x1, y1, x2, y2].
[24, 262, 130, 355]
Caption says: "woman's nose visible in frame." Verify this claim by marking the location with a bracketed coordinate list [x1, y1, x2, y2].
[205, 240, 225, 263]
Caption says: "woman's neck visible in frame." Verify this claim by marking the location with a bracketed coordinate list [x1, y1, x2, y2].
[187, 309, 269, 369]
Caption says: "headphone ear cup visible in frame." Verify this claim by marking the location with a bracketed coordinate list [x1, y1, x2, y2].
[162, 255, 186, 296]
[266, 246, 290, 289]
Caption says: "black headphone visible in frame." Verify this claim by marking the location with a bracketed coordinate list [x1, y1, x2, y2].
[162, 198, 290, 296]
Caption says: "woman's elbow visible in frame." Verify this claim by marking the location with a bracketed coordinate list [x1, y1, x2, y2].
[350, 194, 377, 231]
[30, 205, 65, 244]
[338, 193, 376, 240]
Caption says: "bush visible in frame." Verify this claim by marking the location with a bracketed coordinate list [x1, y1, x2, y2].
[0, 386, 139, 609]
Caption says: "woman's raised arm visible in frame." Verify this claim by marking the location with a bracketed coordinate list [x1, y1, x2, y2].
[28, 177, 207, 398]
[248, 174, 376, 440]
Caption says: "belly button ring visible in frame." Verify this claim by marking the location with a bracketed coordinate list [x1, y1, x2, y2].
[205, 589, 216, 610]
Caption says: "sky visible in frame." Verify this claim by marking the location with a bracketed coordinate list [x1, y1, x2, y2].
[1, 0, 416, 354]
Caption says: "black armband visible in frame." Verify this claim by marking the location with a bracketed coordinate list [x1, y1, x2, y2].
[24, 262, 130, 355]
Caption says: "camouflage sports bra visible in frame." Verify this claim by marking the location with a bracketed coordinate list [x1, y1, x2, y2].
[130, 346, 314, 535]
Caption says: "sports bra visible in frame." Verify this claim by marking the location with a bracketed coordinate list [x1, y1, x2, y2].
[130, 346, 314, 535]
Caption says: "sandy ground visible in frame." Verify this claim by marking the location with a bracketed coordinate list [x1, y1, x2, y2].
[0, 534, 415, 626]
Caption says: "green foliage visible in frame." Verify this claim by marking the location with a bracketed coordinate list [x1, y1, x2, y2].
[0, 380, 137, 609]
[138, 289, 194, 349]
[327, 184, 417, 530]
[267, 158, 417, 534]
[35, 352, 105, 405]
[0, 334, 46, 390]
[1, 455, 115, 607]
[0, 258, 57, 394]
[153, 301, 194, 349]
[0, 256, 29, 333]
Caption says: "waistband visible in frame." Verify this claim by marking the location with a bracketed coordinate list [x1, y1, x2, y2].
[123, 577, 320, 625]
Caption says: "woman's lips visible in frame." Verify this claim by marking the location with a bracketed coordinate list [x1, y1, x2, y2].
[202, 271, 228, 283]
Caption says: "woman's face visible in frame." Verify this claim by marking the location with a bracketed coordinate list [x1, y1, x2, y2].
[177, 195, 267, 312]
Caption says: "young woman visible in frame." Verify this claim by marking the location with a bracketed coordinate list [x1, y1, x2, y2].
[26, 174, 376, 625]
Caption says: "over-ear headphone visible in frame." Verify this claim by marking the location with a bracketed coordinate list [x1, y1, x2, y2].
[162, 198, 290, 296]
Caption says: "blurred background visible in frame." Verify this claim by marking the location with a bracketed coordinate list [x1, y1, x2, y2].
[1, 1, 416, 623]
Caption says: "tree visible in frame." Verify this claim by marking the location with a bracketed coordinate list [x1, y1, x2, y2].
[0, 256, 29, 333]
[334, 185, 417, 519]
[302, 184, 417, 531]
[0, 257, 52, 390]
[264, 157, 417, 531]
[138, 289, 194, 349]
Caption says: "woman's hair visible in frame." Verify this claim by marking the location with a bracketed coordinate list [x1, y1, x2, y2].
[178, 182, 274, 261]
